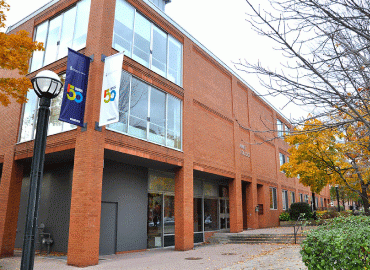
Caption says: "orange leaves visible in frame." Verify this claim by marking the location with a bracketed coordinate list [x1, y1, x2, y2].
[0, 1, 44, 106]
[0, 77, 31, 106]
[0, 30, 44, 75]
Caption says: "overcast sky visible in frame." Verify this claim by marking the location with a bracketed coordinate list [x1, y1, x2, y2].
[5, 0, 309, 120]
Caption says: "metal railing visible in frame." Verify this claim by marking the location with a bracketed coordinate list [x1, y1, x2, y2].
[293, 213, 306, 244]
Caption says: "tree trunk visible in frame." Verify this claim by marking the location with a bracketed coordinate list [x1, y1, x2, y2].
[361, 186, 370, 216]
[312, 193, 316, 211]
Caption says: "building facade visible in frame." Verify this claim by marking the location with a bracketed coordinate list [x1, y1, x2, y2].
[0, 0, 330, 267]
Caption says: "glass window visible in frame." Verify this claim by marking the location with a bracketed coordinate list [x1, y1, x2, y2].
[321, 198, 323, 208]
[19, 91, 39, 142]
[304, 194, 309, 203]
[282, 190, 289, 210]
[148, 88, 166, 145]
[270, 187, 277, 210]
[58, 7, 77, 59]
[277, 119, 284, 137]
[107, 71, 182, 150]
[193, 198, 202, 232]
[129, 78, 149, 139]
[43, 14, 63, 66]
[107, 71, 131, 133]
[168, 36, 182, 85]
[163, 195, 175, 235]
[279, 153, 286, 166]
[152, 25, 167, 77]
[148, 171, 175, 193]
[284, 125, 290, 135]
[112, 0, 183, 86]
[147, 193, 162, 248]
[30, 0, 91, 72]
[166, 95, 181, 149]
[113, 0, 135, 55]
[299, 193, 303, 202]
[30, 21, 48, 72]
[18, 78, 77, 143]
[291, 191, 296, 204]
[203, 182, 218, 197]
[72, 0, 91, 50]
[133, 13, 151, 67]
[204, 199, 218, 231]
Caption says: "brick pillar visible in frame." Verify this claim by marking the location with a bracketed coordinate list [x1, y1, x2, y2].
[66, 131, 104, 267]
[229, 176, 243, 233]
[0, 153, 23, 257]
[174, 163, 193, 251]
[245, 181, 259, 229]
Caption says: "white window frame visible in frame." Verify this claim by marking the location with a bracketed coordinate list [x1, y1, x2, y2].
[282, 190, 289, 210]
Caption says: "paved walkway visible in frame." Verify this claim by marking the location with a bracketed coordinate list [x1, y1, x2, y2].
[0, 227, 308, 270]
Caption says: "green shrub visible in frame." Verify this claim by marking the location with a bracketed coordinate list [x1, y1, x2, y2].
[289, 202, 312, 220]
[279, 211, 290, 221]
[301, 216, 370, 269]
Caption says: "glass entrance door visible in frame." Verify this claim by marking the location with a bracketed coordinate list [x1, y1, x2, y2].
[219, 199, 230, 229]
[147, 193, 162, 248]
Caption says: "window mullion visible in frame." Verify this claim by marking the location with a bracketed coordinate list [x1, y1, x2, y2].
[127, 74, 132, 133]
[131, 10, 137, 57]
[166, 35, 169, 80]
[149, 23, 154, 69]
[42, 21, 50, 67]
[147, 86, 151, 140]
[165, 93, 168, 147]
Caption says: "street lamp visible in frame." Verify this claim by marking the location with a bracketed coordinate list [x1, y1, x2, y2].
[335, 185, 340, 212]
[20, 70, 63, 270]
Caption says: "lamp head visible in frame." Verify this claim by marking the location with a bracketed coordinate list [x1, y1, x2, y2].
[31, 70, 63, 99]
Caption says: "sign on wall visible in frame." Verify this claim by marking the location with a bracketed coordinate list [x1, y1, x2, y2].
[59, 48, 91, 127]
[99, 52, 125, 126]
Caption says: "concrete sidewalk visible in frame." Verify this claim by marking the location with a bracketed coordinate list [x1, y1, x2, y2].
[0, 243, 307, 270]
[1, 227, 309, 270]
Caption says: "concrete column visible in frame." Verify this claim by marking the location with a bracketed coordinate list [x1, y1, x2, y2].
[174, 163, 194, 251]
[0, 153, 23, 257]
[229, 176, 243, 233]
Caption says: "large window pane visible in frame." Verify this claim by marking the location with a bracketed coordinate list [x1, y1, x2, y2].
[58, 7, 76, 59]
[129, 78, 148, 139]
[73, 0, 91, 50]
[204, 199, 218, 231]
[108, 71, 131, 133]
[194, 198, 202, 232]
[113, 0, 135, 55]
[43, 14, 63, 66]
[167, 95, 181, 149]
[19, 91, 38, 142]
[149, 88, 166, 144]
[133, 13, 151, 67]
[168, 36, 182, 85]
[30, 21, 48, 72]
[147, 193, 162, 248]
[151, 26, 167, 77]
[163, 195, 175, 235]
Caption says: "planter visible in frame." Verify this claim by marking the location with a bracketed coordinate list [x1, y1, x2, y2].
[279, 220, 296, 227]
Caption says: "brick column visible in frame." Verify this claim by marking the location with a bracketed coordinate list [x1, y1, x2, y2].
[229, 176, 243, 233]
[174, 163, 194, 251]
[66, 131, 104, 267]
[66, 0, 114, 265]
[0, 152, 23, 257]
[245, 181, 259, 229]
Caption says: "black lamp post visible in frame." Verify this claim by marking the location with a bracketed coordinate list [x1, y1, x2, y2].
[335, 185, 340, 212]
[20, 70, 63, 270]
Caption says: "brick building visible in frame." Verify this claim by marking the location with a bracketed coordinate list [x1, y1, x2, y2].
[0, 0, 330, 267]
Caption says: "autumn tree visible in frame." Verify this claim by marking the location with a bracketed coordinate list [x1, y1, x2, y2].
[281, 119, 370, 215]
[0, 0, 44, 106]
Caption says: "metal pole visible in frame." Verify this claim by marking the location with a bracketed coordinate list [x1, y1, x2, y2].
[20, 97, 51, 270]
[336, 186, 340, 212]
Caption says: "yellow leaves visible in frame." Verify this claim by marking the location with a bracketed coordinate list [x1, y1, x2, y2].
[0, 77, 31, 106]
[0, 0, 9, 29]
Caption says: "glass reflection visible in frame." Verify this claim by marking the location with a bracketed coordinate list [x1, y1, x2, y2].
[147, 193, 162, 248]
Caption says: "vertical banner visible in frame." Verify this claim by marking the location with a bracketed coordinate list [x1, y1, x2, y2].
[99, 52, 124, 127]
[59, 48, 91, 127]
